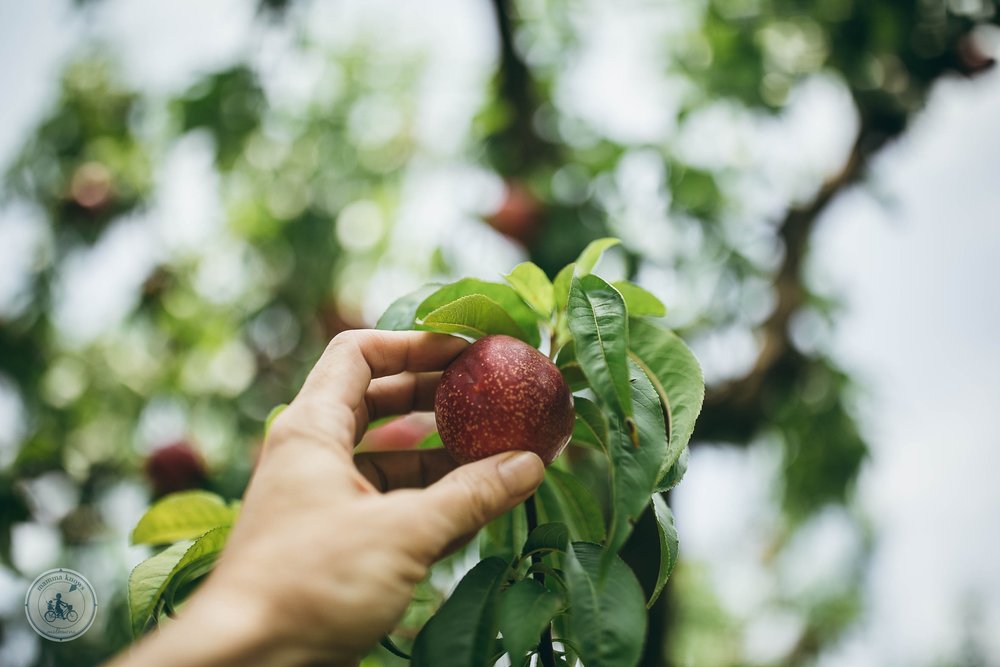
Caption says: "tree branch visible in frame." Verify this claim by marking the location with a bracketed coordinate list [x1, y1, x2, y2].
[694, 124, 891, 443]
[488, 0, 557, 173]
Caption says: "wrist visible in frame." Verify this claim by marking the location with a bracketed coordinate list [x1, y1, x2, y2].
[108, 578, 317, 667]
[180, 571, 361, 667]
[176, 583, 297, 665]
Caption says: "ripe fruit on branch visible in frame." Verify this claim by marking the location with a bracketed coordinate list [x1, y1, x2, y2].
[434, 335, 574, 464]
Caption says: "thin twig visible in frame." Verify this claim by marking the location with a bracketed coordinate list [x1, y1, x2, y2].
[525, 495, 557, 667]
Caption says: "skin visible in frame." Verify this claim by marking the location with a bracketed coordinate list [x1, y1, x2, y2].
[106, 330, 545, 667]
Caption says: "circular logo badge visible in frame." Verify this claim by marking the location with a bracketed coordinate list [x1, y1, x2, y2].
[24, 568, 98, 642]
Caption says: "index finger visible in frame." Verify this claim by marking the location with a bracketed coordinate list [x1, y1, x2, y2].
[274, 331, 466, 454]
[302, 330, 467, 407]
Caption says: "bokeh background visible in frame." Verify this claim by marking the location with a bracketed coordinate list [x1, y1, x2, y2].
[1, 1, 999, 665]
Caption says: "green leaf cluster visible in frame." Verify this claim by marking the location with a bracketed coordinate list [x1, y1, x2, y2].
[410, 526, 649, 667]
[377, 238, 705, 665]
[127, 491, 240, 637]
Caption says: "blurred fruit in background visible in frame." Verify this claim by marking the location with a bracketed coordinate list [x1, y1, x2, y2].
[68, 161, 114, 211]
[485, 180, 544, 247]
[144, 441, 208, 498]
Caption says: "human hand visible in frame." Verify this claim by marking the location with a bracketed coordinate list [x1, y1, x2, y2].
[110, 330, 545, 667]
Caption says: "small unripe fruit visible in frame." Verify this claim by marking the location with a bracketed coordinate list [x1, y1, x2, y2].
[434, 335, 574, 464]
[145, 441, 208, 497]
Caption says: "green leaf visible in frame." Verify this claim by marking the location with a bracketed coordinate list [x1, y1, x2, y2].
[655, 446, 689, 492]
[417, 431, 443, 449]
[648, 495, 679, 608]
[411, 557, 510, 667]
[612, 281, 666, 317]
[556, 346, 587, 392]
[131, 491, 237, 545]
[417, 279, 541, 345]
[565, 542, 647, 667]
[376, 284, 441, 331]
[499, 579, 564, 666]
[127, 526, 230, 637]
[541, 468, 606, 544]
[264, 403, 287, 436]
[419, 294, 529, 342]
[575, 237, 620, 276]
[505, 262, 554, 317]
[628, 318, 705, 487]
[554, 339, 576, 367]
[128, 541, 190, 637]
[553, 263, 575, 314]
[571, 420, 602, 450]
[522, 522, 569, 557]
[480, 505, 527, 562]
[161, 525, 230, 609]
[526, 562, 566, 592]
[567, 275, 632, 418]
[571, 397, 608, 451]
[561, 365, 588, 393]
[605, 360, 669, 557]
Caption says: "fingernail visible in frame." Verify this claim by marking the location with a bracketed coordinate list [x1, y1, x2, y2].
[497, 451, 544, 496]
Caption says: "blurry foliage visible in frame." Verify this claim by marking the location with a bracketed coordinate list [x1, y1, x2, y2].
[6, 57, 151, 242]
[176, 66, 265, 170]
[1, 0, 998, 665]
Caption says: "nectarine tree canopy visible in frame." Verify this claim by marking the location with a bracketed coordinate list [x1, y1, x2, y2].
[1, 0, 997, 665]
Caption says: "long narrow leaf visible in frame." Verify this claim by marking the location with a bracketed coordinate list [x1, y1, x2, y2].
[567, 275, 631, 418]
[605, 360, 668, 559]
[648, 494, 679, 608]
[565, 542, 647, 667]
[628, 318, 705, 487]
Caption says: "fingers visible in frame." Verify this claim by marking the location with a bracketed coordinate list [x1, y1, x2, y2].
[409, 452, 545, 558]
[272, 331, 465, 453]
[354, 449, 458, 492]
[353, 372, 442, 441]
[303, 331, 466, 410]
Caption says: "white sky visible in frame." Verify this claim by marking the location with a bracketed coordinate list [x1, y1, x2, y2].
[815, 70, 1000, 664]
[0, 1, 998, 665]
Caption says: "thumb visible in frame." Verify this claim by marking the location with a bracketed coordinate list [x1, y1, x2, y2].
[416, 451, 545, 553]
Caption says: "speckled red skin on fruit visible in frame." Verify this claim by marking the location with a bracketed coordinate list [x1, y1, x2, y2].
[434, 335, 575, 465]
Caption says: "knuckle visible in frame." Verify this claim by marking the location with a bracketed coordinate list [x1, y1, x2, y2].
[265, 401, 356, 450]
[327, 329, 363, 352]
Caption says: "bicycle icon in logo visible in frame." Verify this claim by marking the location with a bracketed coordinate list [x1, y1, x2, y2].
[44, 593, 79, 624]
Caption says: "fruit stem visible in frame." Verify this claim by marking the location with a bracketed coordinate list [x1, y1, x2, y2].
[526, 495, 557, 667]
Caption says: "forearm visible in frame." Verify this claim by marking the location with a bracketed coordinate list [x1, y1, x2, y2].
[105, 583, 327, 667]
